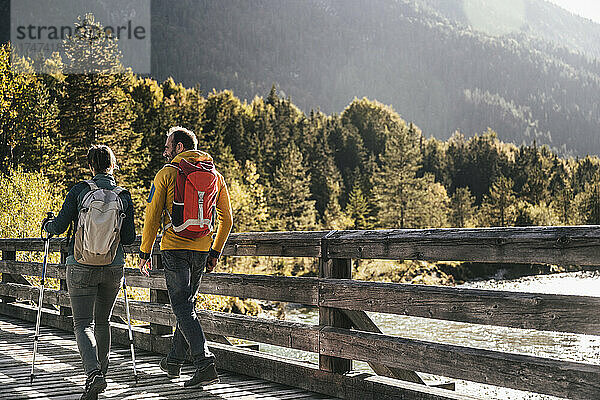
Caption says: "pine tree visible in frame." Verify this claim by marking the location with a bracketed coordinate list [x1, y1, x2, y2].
[514, 143, 551, 205]
[345, 182, 371, 229]
[323, 182, 353, 230]
[573, 156, 600, 194]
[60, 14, 138, 187]
[130, 77, 165, 185]
[462, 130, 510, 203]
[446, 131, 469, 194]
[548, 157, 574, 224]
[266, 84, 279, 107]
[482, 176, 516, 226]
[248, 97, 278, 181]
[202, 90, 243, 160]
[553, 186, 574, 225]
[269, 143, 317, 231]
[228, 160, 269, 232]
[419, 137, 450, 188]
[306, 113, 344, 218]
[0, 45, 59, 174]
[371, 123, 423, 229]
[577, 173, 600, 225]
[514, 201, 559, 226]
[327, 117, 367, 206]
[416, 174, 450, 228]
[450, 187, 476, 228]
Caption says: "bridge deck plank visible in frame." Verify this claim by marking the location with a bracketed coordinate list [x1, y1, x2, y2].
[0, 315, 334, 400]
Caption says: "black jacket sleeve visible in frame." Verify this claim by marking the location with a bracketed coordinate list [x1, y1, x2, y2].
[45, 183, 84, 235]
[119, 190, 136, 245]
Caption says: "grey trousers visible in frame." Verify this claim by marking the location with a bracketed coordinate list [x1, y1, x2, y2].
[162, 249, 215, 369]
[66, 264, 122, 376]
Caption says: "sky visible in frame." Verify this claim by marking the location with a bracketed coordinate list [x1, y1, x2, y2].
[546, 0, 600, 24]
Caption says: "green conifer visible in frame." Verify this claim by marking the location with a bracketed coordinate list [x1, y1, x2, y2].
[269, 143, 317, 231]
[60, 14, 138, 186]
[482, 176, 516, 226]
[450, 187, 476, 228]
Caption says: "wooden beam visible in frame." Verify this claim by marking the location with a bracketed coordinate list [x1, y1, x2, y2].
[114, 300, 320, 352]
[4, 257, 599, 335]
[325, 226, 600, 265]
[221, 231, 326, 257]
[0, 302, 478, 400]
[206, 343, 472, 400]
[0, 238, 56, 252]
[0, 282, 70, 308]
[197, 273, 319, 305]
[0, 231, 326, 257]
[125, 269, 319, 304]
[0, 260, 65, 279]
[2, 226, 600, 265]
[343, 309, 425, 385]
[320, 326, 600, 400]
[320, 279, 600, 335]
[0, 251, 17, 304]
[149, 252, 171, 336]
[0, 283, 319, 352]
[123, 266, 164, 289]
[59, 250, 71, 317]
[0, 262, 320, 305]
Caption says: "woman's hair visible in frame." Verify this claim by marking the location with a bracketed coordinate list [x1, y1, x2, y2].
[87, 145, 118, 174]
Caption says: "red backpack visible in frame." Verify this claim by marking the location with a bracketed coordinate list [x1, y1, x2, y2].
[165, 159, 219, 239]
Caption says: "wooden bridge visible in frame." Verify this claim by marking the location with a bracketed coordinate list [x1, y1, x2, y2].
[0, 227, 599, 399]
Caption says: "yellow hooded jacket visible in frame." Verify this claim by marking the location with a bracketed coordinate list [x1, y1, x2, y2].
[139, 150, 233, 258]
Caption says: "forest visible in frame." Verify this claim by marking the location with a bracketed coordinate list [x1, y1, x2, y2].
[2, 1, 600, 157]
[1, 14, 600, 246]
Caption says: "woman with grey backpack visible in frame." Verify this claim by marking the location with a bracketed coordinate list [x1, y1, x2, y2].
[43, 145, 136, 400]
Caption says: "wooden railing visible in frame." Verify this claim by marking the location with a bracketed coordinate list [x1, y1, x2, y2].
[1, 227, 599, 400]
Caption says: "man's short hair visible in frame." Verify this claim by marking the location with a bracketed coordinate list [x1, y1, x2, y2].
[167, 126, 198, 151]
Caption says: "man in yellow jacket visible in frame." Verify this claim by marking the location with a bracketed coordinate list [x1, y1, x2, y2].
[138, 126, 233, 388]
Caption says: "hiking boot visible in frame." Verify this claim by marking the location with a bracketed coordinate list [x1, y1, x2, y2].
[183, 363, 219, 388]
[160, 357, 182, 378]
[79, 370, 107, 400]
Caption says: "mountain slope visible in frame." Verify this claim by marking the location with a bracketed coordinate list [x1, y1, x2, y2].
[417, 0, 600, 59]
[150, 0, 600, 156]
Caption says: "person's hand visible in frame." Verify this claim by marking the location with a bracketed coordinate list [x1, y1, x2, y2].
[41, 217, 51, 231]
[139, 257, 151, 277]
[205, 256, 218, 273]
[41, 212, 54, 240]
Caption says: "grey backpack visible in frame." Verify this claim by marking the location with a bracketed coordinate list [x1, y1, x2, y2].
[74, 180, 126, 265]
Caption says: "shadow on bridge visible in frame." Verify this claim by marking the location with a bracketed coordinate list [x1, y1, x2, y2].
[0, 315, 329, 399]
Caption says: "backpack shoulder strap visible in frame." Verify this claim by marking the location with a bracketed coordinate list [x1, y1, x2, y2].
[165, 163, 181, 171]
[112, 186, 125, 195]
[85, 179, 99, 191]
[79, 180, 98, 210]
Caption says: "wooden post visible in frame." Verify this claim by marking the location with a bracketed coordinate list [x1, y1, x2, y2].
[319, 257, 352, 374]
[0, 251, 17, 303]
[342, 309, 427, 385]
[150, 251, 172, 336]
[59, 249, 71, 316]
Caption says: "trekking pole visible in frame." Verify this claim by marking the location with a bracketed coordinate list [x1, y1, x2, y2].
[31, 212, 54, 385]
[122, 278, 139, 384]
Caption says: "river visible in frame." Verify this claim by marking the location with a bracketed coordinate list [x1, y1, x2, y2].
[258, 270, 600, 399]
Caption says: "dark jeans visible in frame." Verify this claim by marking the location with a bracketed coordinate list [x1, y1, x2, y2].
[162, 250, 215, 369]
[66, 264, 122, 376]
